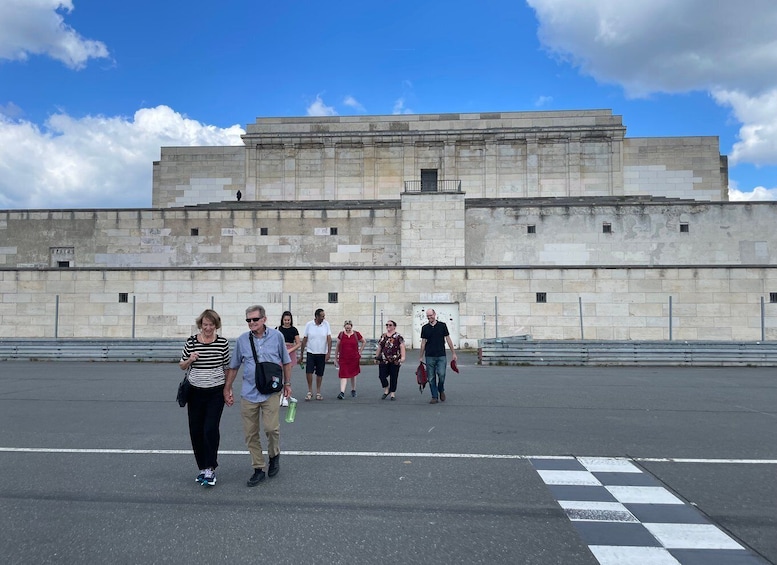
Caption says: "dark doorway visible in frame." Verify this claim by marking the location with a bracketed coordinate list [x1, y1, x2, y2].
[421, 169, 438, 192]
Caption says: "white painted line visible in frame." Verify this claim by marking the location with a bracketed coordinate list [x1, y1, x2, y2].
[578, 457, 642, 473]
[605, 486, 684, 505]
[634, 457, 777, 464]
[0, 448, 775, 464]
[643, 523, 744, 550]
[537, 470, 603, 486]
[588, 546, 681, 565]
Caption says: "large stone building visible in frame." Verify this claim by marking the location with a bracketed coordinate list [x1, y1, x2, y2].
[1, 110, 775, 344]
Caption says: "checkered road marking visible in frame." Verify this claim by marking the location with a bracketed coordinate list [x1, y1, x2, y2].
[530, 457, 768, 565]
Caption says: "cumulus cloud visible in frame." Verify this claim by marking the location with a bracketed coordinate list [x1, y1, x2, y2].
[526, 0, 777, 198]
[0, 0, 110, 69]
[728, 186, 777, 201]
[0, 106, 245, 209]
[306, 95, 337, 116]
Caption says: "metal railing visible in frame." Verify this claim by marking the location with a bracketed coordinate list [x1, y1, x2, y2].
[479, 337, 777, 366]
[0, 338, 378, 363]
[403, 180, 462, 193]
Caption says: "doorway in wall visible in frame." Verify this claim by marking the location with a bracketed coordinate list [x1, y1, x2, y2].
[411, 303, 459, 349]
[421, 169, 438, 192]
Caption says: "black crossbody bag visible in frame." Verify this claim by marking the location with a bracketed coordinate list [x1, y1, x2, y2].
[249, 334, 284, 395]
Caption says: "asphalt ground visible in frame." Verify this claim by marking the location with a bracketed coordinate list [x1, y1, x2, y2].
[0, 355, 775, 565]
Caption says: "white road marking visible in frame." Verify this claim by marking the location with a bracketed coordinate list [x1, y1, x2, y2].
[0, 447, 775, 464]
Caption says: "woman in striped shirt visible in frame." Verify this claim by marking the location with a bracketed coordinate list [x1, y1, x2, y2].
[179, 309, 231, 487]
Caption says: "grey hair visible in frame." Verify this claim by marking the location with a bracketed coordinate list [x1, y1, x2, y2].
[245, 305, 266, 317]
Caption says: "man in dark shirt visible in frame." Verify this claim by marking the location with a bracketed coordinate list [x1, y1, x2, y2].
[418, 309, 457, 404]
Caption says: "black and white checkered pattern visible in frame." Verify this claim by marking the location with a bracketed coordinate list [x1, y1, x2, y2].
[531, 457, 767, 565]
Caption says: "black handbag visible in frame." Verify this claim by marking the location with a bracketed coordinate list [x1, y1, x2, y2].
[176, 376, 191, 407]
[249, 334, 284, 395]
[176, 336, 196, 407]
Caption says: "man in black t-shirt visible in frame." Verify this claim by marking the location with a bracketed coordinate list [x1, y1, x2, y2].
[418, 309, 457, 404]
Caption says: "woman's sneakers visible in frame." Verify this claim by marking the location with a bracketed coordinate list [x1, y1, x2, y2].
[197, 468, 216, 487]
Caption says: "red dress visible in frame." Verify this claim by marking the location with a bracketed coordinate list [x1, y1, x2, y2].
[337, 331, 362, 379]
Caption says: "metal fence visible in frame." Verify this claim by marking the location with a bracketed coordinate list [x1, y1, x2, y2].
[479, 337, 777, 366]
[0, 338, 378, 363]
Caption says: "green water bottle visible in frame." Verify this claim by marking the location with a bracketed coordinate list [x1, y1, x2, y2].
[285, 398, 298, 423]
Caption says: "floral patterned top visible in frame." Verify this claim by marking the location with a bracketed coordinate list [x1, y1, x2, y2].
[377, 332, 404, 364]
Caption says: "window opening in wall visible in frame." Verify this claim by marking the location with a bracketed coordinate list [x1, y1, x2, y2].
[536, 292, 547, 303]
[602, 223, 612, 234]
[119, 293, 129, 303]
[770, 292, 777, 304]
[330, 227, 338, 235]
[328, 293, 338, 303]
[527, 225, 536, 234]
[190, 228, 199, 236]
[260, 227, 268, 236]
[57, 261, 70, 268]
[680, 223, 689, 233]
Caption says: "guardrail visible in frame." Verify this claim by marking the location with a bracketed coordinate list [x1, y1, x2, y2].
[479, 337, 777, 366]
[0, 338, 379, 362]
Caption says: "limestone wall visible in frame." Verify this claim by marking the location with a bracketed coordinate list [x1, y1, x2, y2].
[466, 200, 777, 266]
[0, 206, 401, 268]
[1, 266, 775, 343]
[623, 137, 726, 201]
[153, 110, 726, 207]
[1, 201, 774, 269]
[152, 146, 245, 208]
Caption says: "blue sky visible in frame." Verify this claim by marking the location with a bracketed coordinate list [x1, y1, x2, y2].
[1, 0, 776, 209]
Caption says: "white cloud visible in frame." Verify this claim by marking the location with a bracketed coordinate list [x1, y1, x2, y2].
[392, 98, 413, 115]
[343, 95, 365, 112]
[306, 95, 337, 116]
[713, 89, 777, 166]
[534, 95, 553, 107]
[0, 0, 110, 69]
[526, 0, 777, 97]
[0, 106, 245, 209]
[728, 186, 777, 201]
[526, 0, 777, 198]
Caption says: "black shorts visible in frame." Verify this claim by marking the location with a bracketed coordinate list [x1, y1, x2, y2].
[306, 353, 326, 376]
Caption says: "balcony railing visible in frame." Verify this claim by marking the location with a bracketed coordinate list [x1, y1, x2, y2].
[403, 180, 462, 193]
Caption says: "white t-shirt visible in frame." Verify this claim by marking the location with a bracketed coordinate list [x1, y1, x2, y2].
[303, 320, 331, 354]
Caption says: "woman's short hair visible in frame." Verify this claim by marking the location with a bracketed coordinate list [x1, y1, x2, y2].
[196, 309, 222, 329]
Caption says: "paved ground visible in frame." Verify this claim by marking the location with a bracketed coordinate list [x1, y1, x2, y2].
[0, 355, 775, 564]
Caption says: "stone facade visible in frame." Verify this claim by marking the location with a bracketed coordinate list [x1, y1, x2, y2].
[1, 109, 774, 344]
[153, 111, 726, 207]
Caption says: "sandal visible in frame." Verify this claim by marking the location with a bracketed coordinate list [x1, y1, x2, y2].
[305, 391, 313, 401]
[316, 393, 323, 401]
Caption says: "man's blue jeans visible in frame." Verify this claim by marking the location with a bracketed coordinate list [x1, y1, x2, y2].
[425, 355, 447, 399]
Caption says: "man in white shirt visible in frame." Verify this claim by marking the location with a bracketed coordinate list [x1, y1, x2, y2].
[300, 308, 332, 401]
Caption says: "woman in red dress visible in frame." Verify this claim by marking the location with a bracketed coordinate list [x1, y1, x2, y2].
[335, 320, 366, 399]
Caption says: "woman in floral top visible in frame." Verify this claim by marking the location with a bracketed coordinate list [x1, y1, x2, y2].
[374, 320, 406, 400]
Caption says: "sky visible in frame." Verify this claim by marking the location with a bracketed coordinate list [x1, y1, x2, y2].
[1, 0, 776, 209]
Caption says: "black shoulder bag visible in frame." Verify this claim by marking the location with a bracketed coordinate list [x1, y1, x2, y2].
[249, 334, 284, 395]
[176, 336, 197, 407]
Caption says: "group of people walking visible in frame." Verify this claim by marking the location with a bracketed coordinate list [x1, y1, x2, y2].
[178, 306, 456, 487]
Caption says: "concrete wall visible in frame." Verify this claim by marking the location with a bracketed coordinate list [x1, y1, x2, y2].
[152, 146, 245, 208]
[1, 200, 775, 269]
[153, 110, 725, 207]
[1, 266, 775, 343]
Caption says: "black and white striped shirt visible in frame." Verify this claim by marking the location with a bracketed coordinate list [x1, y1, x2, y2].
[181, 335, 230, 388]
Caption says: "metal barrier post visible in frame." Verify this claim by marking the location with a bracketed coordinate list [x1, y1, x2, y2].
[132, 295, 136, 338]
[55, 295, 59, 338]
[762, 296, 766, 341]
[669, 296, 673, 341]
[579, 297, 584, 339]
